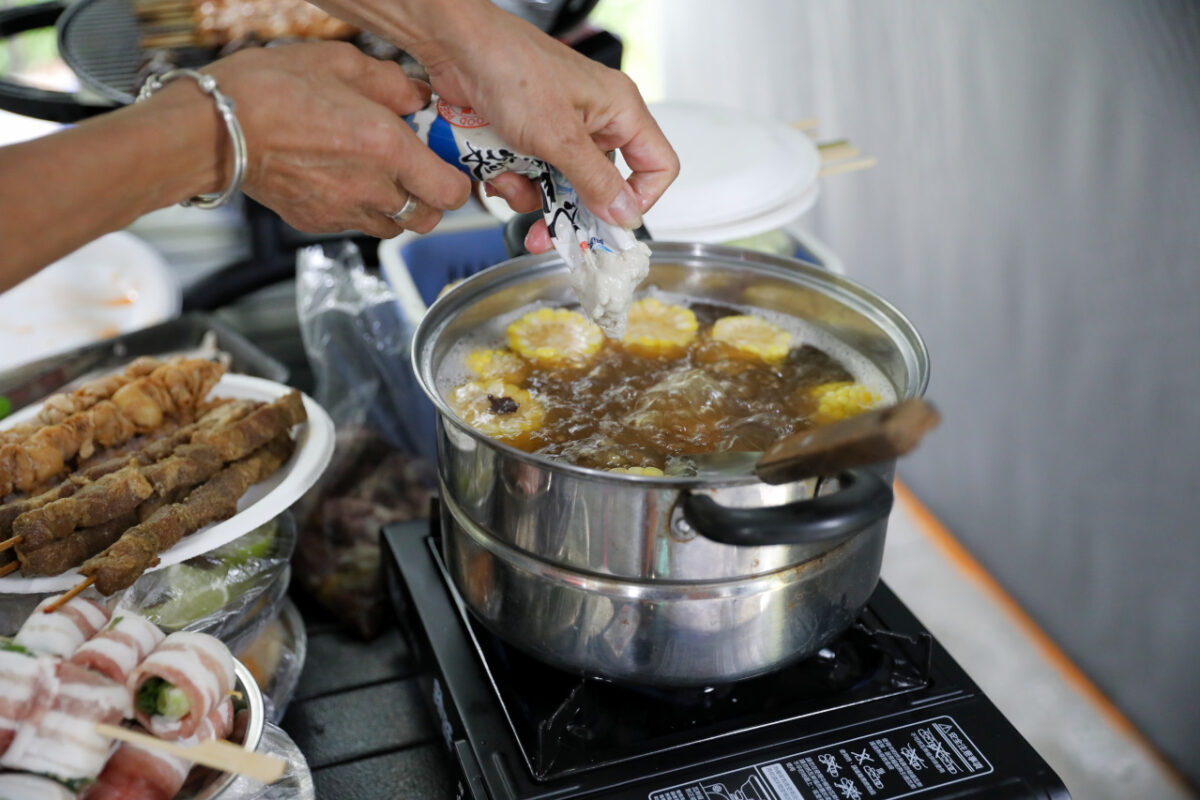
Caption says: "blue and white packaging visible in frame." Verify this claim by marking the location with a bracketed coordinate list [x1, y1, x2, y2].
[405, 98, 650, 337]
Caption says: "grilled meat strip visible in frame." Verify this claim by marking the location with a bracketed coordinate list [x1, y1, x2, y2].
[18, 511, 138, 576]
[82, 435, 295, 595]
[192, 390, 306, 461]
[12, 463, 153, 553]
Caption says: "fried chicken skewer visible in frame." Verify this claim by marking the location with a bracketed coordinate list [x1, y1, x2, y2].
[0, 357, 162, 447]
[0, 359, 225, 496]
[3, 392, 303, 580]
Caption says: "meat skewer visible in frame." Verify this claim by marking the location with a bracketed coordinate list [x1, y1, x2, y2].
[0, 399, 259, 562]
[80, 435, 294, 595]
[18, 511, 139, 577]
[0, 358, 225, 496]
[12, 463, 154, 553]
[192, 389, 306, 460]
[0, 357, 162, 448]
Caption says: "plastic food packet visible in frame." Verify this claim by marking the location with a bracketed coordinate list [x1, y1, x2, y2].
[294, 243, 437, 639]
[405, 98, 651, 337]
[235, 597, 307, 723]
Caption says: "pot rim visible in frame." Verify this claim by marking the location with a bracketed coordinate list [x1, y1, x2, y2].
[413, 241, 930, 488]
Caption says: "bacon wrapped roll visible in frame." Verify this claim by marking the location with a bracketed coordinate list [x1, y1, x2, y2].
[127, 631, 234, 740]
[84, 697, 234, 800]
[69, 612, 165, 684]
[0, 660, 133, 779]
[13, 594, 109, 658]
[0, 647, 48, 756]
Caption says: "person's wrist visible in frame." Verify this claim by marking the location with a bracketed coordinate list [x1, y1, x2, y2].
[400, 0, 499, 67]
[140, 78, 231, 200]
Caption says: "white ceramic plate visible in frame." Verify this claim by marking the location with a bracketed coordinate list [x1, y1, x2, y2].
[0, 232, 181, 373]
[0, 374, 334, 594]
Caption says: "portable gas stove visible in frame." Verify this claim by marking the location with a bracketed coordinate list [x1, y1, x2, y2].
[383, 518, 1070, 800]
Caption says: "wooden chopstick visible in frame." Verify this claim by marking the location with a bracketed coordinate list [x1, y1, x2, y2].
[819, 156, 878, 178]
[95, 723, 287, 784]
[817, 139, 862, 163]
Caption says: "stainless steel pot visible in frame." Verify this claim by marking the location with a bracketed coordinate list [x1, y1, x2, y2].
[413, 242, 929, 686]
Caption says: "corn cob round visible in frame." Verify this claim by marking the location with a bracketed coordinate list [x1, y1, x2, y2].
[506, 308, 604, 369]
[608, 465, 665, 476]
[465, 348, 530, 384]
[448, 379, 545, 444]
[709, 314, 791, 364]
[621, 298, 699, 358]
[808, 381, 881, 423]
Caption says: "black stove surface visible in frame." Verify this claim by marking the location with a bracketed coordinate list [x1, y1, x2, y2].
[383, 520, 1071, 800]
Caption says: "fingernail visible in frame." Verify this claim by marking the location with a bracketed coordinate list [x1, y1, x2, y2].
[607, 185, 643, 229]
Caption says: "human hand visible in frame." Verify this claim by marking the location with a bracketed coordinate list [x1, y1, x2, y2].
[203, 42, 472, 237]
[409, 1, 678, 253]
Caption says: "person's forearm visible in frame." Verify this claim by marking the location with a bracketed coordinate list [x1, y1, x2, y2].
[0, 80, 225, 291]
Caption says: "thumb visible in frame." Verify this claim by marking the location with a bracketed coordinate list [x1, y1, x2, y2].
[545, 127, 641, 229]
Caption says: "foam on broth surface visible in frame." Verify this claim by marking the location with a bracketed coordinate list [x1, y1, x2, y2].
[436, 290, 896, 475]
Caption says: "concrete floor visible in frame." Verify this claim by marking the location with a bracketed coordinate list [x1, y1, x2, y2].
[882, 482, 1196, 800]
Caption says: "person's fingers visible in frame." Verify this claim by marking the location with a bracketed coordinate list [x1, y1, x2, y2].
[593, 114, 679, 214]
[369, 114, 471, 210]
[353, 63, 433, 118]
[540, 121, 641, 229]
[524, 220, 553, 254]
[386, 191, 443, 234]
[487, 173, 541, 214]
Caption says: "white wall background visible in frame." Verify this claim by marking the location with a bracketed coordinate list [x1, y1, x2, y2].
[643, 0, 1200, 784]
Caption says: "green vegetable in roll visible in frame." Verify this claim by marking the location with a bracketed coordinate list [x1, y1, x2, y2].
[135, 677, 191, 719]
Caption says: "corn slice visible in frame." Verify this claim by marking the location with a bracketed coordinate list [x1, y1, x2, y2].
[507, 308, 604, 369]
[608, 465, 665, 476]
[710, 314, 791, 364]
[466, 348, 530, 383]
[448, 379, 545, 443]
[621, 298, 699, 357]
[808, 381, 881, 423]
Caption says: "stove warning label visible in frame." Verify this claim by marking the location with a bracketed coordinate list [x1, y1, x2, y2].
[648, 716, 992, 800]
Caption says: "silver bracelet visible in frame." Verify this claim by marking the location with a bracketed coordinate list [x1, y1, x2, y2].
[136, 68, 247, 209]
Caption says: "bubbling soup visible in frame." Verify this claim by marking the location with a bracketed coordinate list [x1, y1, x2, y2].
[437, 292, 896, 476]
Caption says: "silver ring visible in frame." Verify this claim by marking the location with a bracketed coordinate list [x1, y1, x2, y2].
[388, 195, 421, 224]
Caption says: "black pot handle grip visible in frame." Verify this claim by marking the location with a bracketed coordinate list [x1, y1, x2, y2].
[0, 2, 114, 123]
[680, 468, 894, 547]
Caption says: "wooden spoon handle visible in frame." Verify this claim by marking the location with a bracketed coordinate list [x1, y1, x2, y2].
[755, 398, 941, 485]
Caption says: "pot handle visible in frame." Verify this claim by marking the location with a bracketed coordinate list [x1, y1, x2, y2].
[680, 468, 894, 547]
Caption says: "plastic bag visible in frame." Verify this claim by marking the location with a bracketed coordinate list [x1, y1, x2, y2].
[235, 597, 308, 723]
[119, 513, 296, 652]
[212, 722, 315, 800]
[294, 243, 436, 639]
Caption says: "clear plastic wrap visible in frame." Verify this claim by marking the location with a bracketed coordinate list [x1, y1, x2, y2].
[294, 243, 436, 640]
[208, 722, 315, 800]
[119, 512, 297, 649]
[235, 597, 308, 723]
[0, 514, 296, 638]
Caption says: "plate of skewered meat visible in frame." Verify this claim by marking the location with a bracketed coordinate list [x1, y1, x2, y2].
[0, 356, 334, 596]
[0, 591, 300, 799]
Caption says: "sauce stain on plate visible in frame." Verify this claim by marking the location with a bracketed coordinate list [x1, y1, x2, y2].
[0, 233, 179, 372]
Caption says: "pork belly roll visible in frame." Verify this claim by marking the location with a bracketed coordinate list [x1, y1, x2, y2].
[84, 697, 234, 800]
[13, 594, 109, 658]
[0, 773, 76, 800]
[0, 648, 49, 756]
[0, 660, 133, 780]
[69, 612, 165, 684]
[128, 632, 235, 740]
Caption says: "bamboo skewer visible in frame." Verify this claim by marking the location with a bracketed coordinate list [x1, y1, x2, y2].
[96, 723, 287, 784]
[0, 534, 18, 551]
[817, 139, 862, 163]
[43, 576, 95, 612]
[0, 561, 17, 577]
